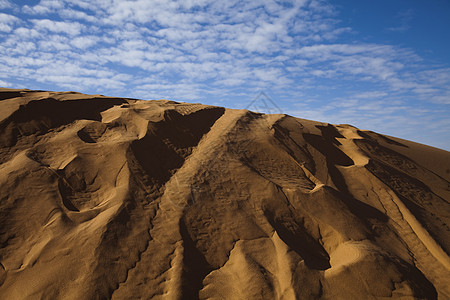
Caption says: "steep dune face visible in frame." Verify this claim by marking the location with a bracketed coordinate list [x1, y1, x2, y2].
[0, 89, 449, 299]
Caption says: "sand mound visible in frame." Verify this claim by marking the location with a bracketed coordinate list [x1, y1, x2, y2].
[0, 88, 449, 299]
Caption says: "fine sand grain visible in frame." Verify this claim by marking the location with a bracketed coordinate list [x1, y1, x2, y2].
[0, 88, 449, 299]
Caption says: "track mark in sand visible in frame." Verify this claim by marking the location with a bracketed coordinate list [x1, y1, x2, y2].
[386, 189, 450, 271]
[1, 91, 449, 299]
[336, 125, 450, 295]
[161, 241, 184, 297]
[368, 177, 450, 297]
[174, 103, 216, 116]
[110, 214, 155, 299]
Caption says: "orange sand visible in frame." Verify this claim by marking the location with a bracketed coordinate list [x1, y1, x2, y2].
[0, 88, 449, 299]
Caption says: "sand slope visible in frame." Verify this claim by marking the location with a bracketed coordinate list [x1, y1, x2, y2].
[0, 88, 449, 299]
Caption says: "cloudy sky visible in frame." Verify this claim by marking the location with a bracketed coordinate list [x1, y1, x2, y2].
[1, 0, 449, 150]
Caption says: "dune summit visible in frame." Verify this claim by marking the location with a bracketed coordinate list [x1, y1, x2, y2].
[0, 88, 449, 299]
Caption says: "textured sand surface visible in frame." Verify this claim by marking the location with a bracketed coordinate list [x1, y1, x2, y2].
[0, 88, 449, 299]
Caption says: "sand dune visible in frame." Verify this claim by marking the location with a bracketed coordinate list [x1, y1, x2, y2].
[0, 88, 449, 299]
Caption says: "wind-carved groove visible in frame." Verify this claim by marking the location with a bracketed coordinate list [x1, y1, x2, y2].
[55, 167, 101, 212]
[228, 113, 316, 191]
[179, 218, 212, 300]
[128, 107, 225, 186]
[0, 90, 23, 100]
[110, 217, 155, 299]
[57, 177, 79, 212]
[263, 209, 331, 270]
[272, 121, 316, 174]
[325, 185, 389, 227]
[302, 129, 353, 193]
[355, 138, 450, 202]
[0, 262, 5, 286]
[93, 198, 155, 299]
[1, 91, 449, 299]
[357, 130, 408, 148]
[114, 161, 128, 187]
[108, 175, 163, 299]
[77, 122, 107, 143]
[355, 138, 417, 174]
[365, 159, 450, 254]
[303, 125, 354, 166]
[94, 107, 225, 299]
[0, 97, 126, 146]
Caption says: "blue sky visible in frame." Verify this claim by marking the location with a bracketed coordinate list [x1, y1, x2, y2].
[1, 0, 449, 150]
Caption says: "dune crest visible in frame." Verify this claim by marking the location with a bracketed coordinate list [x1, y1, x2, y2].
[0, 89, 449, 299]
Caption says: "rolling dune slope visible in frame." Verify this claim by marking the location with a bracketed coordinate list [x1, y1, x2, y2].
[0, 88, 449, 299]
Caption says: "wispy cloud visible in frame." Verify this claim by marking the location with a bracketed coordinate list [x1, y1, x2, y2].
[0, 0, 12, 10]
[0, 0, 448, 149]
[387, 9, 413, 32]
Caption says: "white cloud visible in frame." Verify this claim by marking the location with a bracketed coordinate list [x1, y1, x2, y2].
[0, 79, 10, 86]
[0, 0, 448, 149]
[13, 27, 41, 38]
[353, 91, 388, 99]
[428, 92, 450, 105]
[0, 0, 12, 9]
[0, 13, 18, 23]
[387, 9, 413, 32]
[31, 19, 84, 36]
[36, 35, 71, 51]
[23, 0, 64, 15]
[58, 9, 98, 23]
[0, 23, 11, 32]
[0, 13, 19, 32]
[71, 36, 98, 49]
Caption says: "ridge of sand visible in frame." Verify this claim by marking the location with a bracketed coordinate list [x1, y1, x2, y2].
[0, 89, 449, 299]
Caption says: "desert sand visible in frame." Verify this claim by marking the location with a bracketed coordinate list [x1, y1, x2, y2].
[0, 88, 449, 299]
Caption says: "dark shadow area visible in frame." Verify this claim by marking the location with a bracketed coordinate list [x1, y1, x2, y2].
[396, 259, 437, 299]
[0, 91, 22, 101]
[365, 159, 435, 207]
[128, 107, 225, 187]
[323, 185, 389, 228]
[57, 177, 80, 212]
[0, 262, 5, 286]
[317, 124, 345, 146]
[159, 107, 225, 150]
[357, 130, 408, 148]
[302, 133, 353, 167]
[179, 218, 212, 300]
[272, 122, 316, 174]
[0, 97, 125, 147]
[93, 197, 152, 300]
[77, 122, 107, 143]
[77, 130, 96, 143]
[264, 210, 331, 270]
[302, 129, 355, 194]
[355, 139, 417, 173]
[129, 133, 184, 185]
